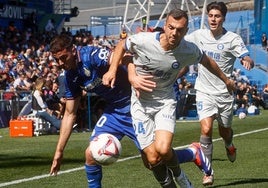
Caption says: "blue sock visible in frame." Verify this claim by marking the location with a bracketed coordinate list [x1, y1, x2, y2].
[85, 164, 102, 188]
[175, 149, 194, 164]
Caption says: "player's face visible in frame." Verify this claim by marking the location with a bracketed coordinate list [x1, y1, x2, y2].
[53, 47, 76, 70]
[207, 9, 224, 33]
[164, 16, 188, 49]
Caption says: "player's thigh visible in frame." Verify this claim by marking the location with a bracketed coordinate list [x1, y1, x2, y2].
[154, 98, 176, 133]
[216, 94, 234, 128]
[131, 106, 155, 150]
[154, 130, 174, 156]
[154, 100, 176, 155]
[196, 91, 218, 120]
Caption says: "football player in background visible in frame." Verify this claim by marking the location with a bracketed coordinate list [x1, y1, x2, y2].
[49, 34, 213, 188]
[185, 1, 254, 185]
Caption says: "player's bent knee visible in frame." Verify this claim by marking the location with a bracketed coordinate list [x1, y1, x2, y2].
[155, 144, 171, 157]
[143, 147, 162, 166]
[201, 126, 213, 136]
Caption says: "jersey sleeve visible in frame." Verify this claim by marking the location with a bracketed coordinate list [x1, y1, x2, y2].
[125, 32, 146, 53]
[230, 35, 249, 58]
[91, 48, 110, 68]
[180, 39, 204, 66]
[79, 46, 108, 69]
[185, 30, 201, 45]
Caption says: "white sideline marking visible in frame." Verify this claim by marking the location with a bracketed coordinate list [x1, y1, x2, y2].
[1, 127, 268, 187]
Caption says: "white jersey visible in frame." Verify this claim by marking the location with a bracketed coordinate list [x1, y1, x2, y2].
[185, 28, 249, 94]
[126, 32, 203, 105]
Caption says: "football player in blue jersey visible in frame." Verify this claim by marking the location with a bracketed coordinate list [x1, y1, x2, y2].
[49, 34, 212, 188]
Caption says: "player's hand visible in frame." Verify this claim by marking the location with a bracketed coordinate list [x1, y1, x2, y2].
[50, 151, 63, 176]
[102, 70, 116, 88]
[225, 79, 236, 95]
[240, 58, 254, 70]
[128, 74, 156, 98]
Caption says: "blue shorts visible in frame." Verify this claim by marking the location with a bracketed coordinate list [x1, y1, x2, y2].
[90, 112, 141, 151]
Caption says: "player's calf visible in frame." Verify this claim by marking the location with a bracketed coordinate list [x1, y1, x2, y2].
[151, 161, 177, 188]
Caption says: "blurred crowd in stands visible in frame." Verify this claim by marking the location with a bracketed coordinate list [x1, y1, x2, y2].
[261, 33, 268, 52]
[0, 21, 119, 131]
[175, 65, 268, 119]
[0, 21, 267, 131]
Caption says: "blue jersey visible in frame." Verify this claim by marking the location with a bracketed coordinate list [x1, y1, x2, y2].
[64, 45, 140, 149]
[64, 46, 131, 114]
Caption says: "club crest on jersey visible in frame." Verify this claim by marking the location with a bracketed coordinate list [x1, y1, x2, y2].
[172, 61, 180, 69]
[83, 67, 91, 77]
[217, 43, 224, 50]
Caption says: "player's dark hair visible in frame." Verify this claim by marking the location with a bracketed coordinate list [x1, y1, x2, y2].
[167, 9, 188, 23]
[207, 1, 228, 18]
[50, 34, 73, 54]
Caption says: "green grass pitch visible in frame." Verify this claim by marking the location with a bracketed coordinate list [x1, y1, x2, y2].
[0, 110, 268, 188]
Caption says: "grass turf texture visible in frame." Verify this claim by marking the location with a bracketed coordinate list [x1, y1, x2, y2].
[0, 110, 268, 188]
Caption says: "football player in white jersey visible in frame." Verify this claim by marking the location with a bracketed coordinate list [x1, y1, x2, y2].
[49, 34, 213, 188]
[103, 9, 236, 188]
[185, 1, 254, 185]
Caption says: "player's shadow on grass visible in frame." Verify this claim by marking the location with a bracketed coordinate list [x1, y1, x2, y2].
[212, 158, 228, 162]
[0, 154, 84, 168]
[210, 178, 268, 187]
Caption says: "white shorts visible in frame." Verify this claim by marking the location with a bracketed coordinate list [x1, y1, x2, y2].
[131, 98, 177, 150]
[196, 91, 234, 128]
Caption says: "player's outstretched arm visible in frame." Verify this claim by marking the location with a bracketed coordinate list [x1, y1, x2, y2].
[102, 39, 126, 88]
[50, 97, 80, 176]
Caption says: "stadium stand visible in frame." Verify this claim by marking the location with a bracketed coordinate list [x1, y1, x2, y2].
[0, 0, 267, 129]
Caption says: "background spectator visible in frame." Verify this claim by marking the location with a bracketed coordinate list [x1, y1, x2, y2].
[12, 72, 32, 98]
[247, 102, 259, 115]
[232, 68, 249, 83]
[261, 33, 267, 51]
[45, 19, 55, 33]
[32, 77, 61, 132]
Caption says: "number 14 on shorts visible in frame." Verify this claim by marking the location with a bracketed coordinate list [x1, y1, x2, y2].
[136, 122, 145, 134]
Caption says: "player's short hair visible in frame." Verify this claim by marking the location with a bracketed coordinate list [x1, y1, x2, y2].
[207, 1, 228, 18]
[167, 9, 188, 23]
[50, 34, 73, 54]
